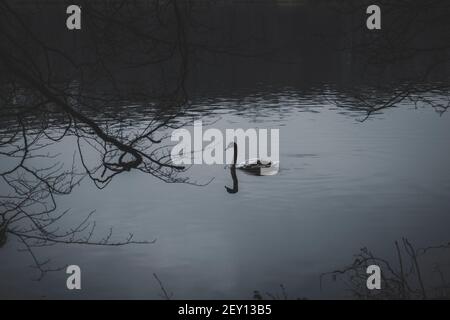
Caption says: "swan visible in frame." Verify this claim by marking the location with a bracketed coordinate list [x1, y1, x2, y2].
[226, 142, 279, 176]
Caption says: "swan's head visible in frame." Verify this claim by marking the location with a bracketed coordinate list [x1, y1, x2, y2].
[225, 141, 236, 150]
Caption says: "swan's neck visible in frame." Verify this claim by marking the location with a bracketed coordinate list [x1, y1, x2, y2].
[233, 143, 237, 165]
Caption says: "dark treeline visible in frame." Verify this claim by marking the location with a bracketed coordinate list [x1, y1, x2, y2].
[2, 0, 449, 98]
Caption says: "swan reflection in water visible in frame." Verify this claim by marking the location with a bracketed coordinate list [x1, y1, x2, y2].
[224, 142, 279, 194]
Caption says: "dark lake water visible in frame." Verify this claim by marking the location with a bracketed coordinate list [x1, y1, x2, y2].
[1, 84, 450, 299]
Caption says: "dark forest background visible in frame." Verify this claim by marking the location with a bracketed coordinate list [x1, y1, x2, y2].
[2, 0, 449, 96]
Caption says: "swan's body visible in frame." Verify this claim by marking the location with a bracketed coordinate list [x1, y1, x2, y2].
[228, 142, 279, 176]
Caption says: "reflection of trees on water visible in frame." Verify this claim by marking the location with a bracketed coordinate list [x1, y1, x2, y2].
[321, 238, 450, 299]
[252, 238, 450, 300]
[325, 83, 450, 121]
[323, 0, 450, 119]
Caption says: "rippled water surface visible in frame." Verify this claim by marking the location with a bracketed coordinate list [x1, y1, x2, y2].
[1, 86, 450, 299]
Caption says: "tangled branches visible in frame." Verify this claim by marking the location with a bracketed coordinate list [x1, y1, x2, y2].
[0, 0, 196, 279]
[321, 238, 450, 299]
